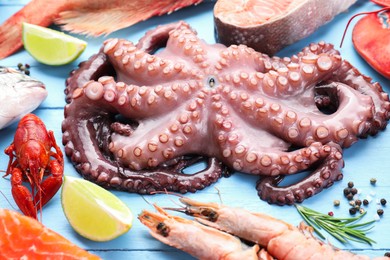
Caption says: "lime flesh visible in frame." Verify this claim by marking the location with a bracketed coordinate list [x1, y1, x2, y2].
[61, 176, 133, 241]
[22, 23, 87, 65]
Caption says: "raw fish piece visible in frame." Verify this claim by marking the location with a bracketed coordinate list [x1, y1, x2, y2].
[0, 67, 47, 130]
[0, 209, 100, 259]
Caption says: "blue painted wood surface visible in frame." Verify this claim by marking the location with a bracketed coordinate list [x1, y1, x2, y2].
[0, 1, 389, 259]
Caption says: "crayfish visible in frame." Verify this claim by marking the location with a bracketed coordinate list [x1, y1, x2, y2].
[3, 113, 63, 219]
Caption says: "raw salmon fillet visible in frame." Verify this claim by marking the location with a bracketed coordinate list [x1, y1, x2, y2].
[0, 209, 100, 259]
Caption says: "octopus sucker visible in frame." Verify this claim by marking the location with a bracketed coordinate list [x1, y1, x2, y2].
[63, 21, 390, 205]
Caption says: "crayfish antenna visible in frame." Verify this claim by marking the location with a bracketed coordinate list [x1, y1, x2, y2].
[0, 191, 18, 211]
[340, 7, 390, 48]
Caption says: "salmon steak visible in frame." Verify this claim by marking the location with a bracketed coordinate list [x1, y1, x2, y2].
[214, 0, 357, 55]
[0, 209, 100, 259]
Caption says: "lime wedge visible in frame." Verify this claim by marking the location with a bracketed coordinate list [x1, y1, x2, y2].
[61, 176, 133, 241]
[22, 23, 87, 65]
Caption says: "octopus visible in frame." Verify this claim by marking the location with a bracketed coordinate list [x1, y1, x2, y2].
[62, 21, 390, 205]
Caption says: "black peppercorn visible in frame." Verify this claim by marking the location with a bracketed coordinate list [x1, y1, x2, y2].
[24, 69, 30, 75]
[355, 199, 362, 206]
[350, 188, 358, 195]
[346, 193, 354, 201]
[349, 207, 357, 215]
[347, 181, 354, 188]
[381, 198, 387, 206]
[384, 252, 390, 257]
[377, 209, 384, 216]
[363, 199, 369, 206]
[343, 187, 351, 196]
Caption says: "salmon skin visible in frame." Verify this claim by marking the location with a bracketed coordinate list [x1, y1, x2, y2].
[0, 209, 100, 259]
[214, 0, 357, 55]
[0, 67, 47, 130]
[0, 0, 215, 60]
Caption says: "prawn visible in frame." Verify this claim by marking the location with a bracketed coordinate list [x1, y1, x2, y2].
[138, 204, 272, 260]
[140, 196, 390, 260]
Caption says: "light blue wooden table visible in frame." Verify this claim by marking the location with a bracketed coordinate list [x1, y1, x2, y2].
[0, 0, 389, 259]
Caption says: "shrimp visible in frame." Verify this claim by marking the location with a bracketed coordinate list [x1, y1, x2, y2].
[141, 196, 389, 260]
[177, 197, 390, 260]
[138, 204, 273, 260]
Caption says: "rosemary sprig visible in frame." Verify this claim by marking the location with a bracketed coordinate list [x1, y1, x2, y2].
[295, 204, 376, 245]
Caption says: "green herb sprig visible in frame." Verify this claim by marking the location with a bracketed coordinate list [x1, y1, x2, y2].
[295, 204, 376, 245]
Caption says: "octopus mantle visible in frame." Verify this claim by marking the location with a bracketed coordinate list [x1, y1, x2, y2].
[62, 21, 390, 205]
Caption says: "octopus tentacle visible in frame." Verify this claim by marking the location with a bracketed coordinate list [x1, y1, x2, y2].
[256, 142, 344, 205]
[62, 92, 229, 193]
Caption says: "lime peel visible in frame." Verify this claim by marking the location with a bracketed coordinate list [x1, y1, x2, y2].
[22, 23, 87, 65]
[61, 176, 133, 242]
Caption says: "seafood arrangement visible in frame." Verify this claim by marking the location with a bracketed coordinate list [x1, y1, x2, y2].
[4, 114, 64, 219]
[63, 21, 389, 205]
[0, 0, 390, 259]
[214, 0, 356, 55]
[0, 67, 47, 130]
[139, 197, 390, 260]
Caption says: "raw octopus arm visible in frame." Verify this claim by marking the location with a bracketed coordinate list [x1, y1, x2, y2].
[103, 38, 209, 86]
[77, 76, 192, 119]
[288, 42, 390, 135]
[225, 83, 374, 148]
[62, 97, 227, 193]
[255, 141, 344, 205]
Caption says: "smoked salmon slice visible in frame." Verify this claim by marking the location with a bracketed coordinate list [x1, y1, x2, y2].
[214, 0, 357, 55]
[0, 209, 100, 259]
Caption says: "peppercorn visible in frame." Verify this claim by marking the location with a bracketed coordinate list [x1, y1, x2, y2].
[328, 211, 334, 216]
[381, 198, 387, 206]
[359, 208, 365, 214]
[349, 201, 355, 206]
[377, 209, 384, 216]
[349, 207, 357, 215]
[25, 63, 30, 69]
[24, 69, 30, 76]
[385, 252, 390, 257]
[347, 181, 354, 188]
[343, 187, 351, 196]
[350, 188, 358, 195]
[355, 199, 362, 206]
[346, 193, 354, 201]
[333, 200, 340, 206]
[363, 199, 369, 206]
[17, 63, 23, 69]
[370, 178, 377, 185]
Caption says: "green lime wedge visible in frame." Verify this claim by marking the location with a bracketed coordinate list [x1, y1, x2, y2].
[61, 176, 133, 241]
[22, 23, 87, 65]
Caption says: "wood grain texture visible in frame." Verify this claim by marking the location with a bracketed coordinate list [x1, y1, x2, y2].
[0, 1, 389, 259]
